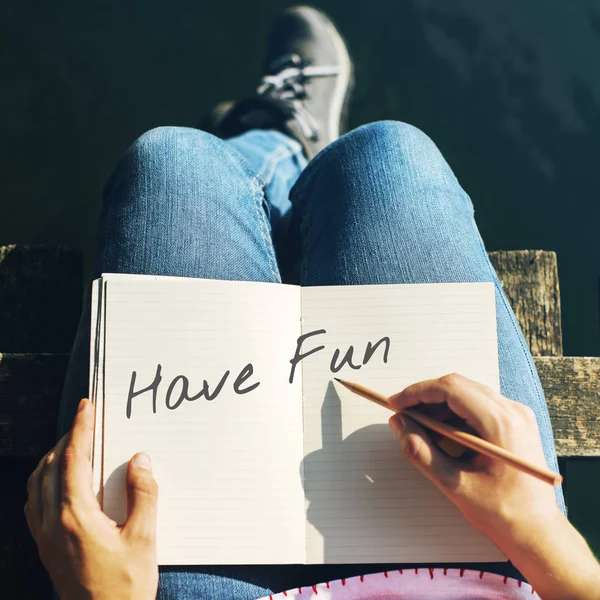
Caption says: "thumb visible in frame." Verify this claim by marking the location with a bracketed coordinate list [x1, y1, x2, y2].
[123, 453, 158, 547]
[389, 414, 458, 490]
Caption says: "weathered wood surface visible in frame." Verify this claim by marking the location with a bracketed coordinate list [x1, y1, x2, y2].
[534, 356, 600, 457]
[0, 353, 69, 457]
[489, 250, 563, 357]
[0, 245, 82, 352]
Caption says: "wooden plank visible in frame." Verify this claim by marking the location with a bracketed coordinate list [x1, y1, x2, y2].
[489, 250, 563, 356]
[0, 245, 82, 352]
[0, 353, 69, 458]
[535, 356, 600, 457]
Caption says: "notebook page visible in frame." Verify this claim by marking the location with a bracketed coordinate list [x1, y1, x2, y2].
[93, 273, 237, 497]
[89, 278, 104, 497]
[89, 279, 100, 406]
[301, 283, 505, 564]
[100, 275, 305, 564]
[92, 275, 190, 497]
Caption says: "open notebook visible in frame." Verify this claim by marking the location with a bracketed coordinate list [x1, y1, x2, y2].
[90, 274, 505, 565]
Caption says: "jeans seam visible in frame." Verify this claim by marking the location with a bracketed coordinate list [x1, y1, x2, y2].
[488, 254, 564, 514]
[485, 253, 547, 407]
[208, 134, 268, 187]
[250, 173, 281, 282]
[199, 133, 280, 282]
[257, 146, 298, 184]
[252, 142, 304, 281]
[476, 230, 558, 466]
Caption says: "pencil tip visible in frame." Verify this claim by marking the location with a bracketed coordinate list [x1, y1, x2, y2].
[333, 377, 342, 383]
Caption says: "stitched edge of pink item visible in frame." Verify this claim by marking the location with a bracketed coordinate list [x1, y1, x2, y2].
[259, 568, 541, 599]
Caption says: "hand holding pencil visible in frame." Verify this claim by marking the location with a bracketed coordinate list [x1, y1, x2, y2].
[335, 373, 565, 546]
[335, 376, 562, 486]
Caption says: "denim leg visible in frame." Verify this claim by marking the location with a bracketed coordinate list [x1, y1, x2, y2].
[227, 129, 307, 279]
[59, 125, 284, 434]
[292, 120, 564, 501]
[285, 120, 565, 585]
[227, 129, 307, 236]
[57, 126, 299, 600]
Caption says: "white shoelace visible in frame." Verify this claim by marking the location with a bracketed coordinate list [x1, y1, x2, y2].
[256, 54, 340, 140]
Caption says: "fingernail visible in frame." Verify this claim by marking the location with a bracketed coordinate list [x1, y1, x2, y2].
[77, 399, 88, 413]
[134, 453, 151, 470]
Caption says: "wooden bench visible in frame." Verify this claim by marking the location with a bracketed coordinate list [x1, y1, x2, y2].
[1, 245, 599, 599]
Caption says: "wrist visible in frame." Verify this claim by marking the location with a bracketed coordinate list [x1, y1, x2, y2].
[474, 500, 564, 551]
[494, 510, 600, 599]
[494, 505, 566, 552]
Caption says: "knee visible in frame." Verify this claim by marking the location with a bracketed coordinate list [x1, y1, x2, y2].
[127, 126, 221, 170]
[297, 120, 466, 218]
[330, 120, 451, 184]
[347, 120, 435, 149]
[104, 126, 248, 202]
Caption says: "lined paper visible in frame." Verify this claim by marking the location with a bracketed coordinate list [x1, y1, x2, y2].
[89, 279, 104, 497]
[301, 283, 505, 563]
[98, 275, 305, 564]
[92, 277, 507, 565]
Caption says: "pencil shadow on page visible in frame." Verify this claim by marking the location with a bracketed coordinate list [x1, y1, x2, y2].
[298, 382, 521, 583]
[299, 383, 475, 562]
[300, 380, 416, 563]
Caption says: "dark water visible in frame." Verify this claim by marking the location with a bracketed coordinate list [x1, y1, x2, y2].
[1, 0, 599, 549]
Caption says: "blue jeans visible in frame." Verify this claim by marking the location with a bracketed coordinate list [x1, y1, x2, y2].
[59, 121, 565, 599]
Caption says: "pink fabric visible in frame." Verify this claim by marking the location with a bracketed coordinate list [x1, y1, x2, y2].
[259, 568, 541, 599]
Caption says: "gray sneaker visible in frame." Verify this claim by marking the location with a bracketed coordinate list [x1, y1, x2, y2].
[204, 6, 353, 160]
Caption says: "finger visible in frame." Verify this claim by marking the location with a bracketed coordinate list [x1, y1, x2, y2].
[388, 374, 501, 435]
[40, 435, 69, 527]
[411, 403, 454, 422]
[61, 399, 96, 506]
[403, 404, 454, 446]
[389, 414, 459, 490]
[122, 453, 158, 548]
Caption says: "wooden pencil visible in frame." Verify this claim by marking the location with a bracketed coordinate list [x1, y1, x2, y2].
[334, 378, 563, 487]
